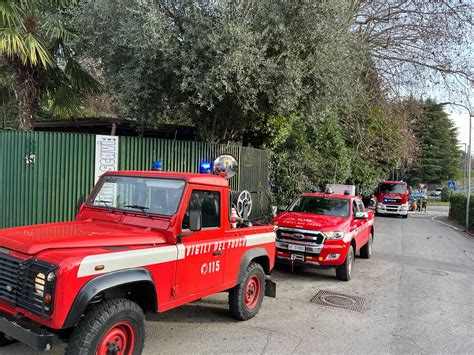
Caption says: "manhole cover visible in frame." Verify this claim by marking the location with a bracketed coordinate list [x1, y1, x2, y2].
[417, 268, 449, 277]
[311, 290, 365, 312]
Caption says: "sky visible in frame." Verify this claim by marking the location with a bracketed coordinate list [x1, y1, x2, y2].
[450, 112, 471, 149]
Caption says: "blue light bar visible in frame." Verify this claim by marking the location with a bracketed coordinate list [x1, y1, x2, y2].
[200, 161, 212, 174]
[152, 160, 163, 171]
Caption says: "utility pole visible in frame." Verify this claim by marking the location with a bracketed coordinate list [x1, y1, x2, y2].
[468, 112, 472, 231]
[440, 102, 472, 231]
[461, 143, 467, 191]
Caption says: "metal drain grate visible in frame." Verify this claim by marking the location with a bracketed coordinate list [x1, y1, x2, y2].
[311, 290, 365, 312]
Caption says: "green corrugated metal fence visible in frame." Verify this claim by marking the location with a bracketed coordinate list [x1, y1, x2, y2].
[0, 131, 269, 229]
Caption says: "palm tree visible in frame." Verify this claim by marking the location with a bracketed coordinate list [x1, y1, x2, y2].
[0, 0, 100, 130]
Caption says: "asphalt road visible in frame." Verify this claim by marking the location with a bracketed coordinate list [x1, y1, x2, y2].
[3, 206, 474, 354]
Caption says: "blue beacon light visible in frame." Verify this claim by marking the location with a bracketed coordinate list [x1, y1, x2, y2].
[200, 161, 212, 174]
[152, 160, 163, 171]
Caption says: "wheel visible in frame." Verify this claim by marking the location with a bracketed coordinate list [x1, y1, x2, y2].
[336, 245, 354, 281]
[360, 233, 373, 259]
[66, 299, 145, 355]
[229, 262, 266, 320]
[0, 333, 16, 347]
[402, 214, 408, 219]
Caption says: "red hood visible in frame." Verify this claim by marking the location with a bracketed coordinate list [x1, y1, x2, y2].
[273, 212, 350, 231]
[0, 221, 167, 255]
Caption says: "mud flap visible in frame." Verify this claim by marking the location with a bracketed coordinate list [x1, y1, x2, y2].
[264, 276, 276, 298]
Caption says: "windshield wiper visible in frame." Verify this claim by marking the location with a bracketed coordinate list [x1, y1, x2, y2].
[95, 200, 113, 213]
[125, 205, 150, 217]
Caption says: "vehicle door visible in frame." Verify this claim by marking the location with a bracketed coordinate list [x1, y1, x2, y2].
[352, 199, 369, 247]
[351, 199, 364, 248]
[356, 199, 371, 243]
[175, 187, 226, 298]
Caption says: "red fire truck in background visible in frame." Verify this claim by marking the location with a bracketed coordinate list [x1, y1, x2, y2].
[375, 181, 409, 218]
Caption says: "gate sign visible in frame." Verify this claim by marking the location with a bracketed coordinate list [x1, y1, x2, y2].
[94, 135, 119, 183]
[447, 181, 456, 190]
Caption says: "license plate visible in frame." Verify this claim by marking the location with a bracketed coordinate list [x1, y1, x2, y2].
[288, 244, 305, 252]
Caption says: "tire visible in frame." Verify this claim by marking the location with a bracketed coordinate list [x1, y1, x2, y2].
[360, 233, 373, 259]
[65, 299, 145, 355]
[336, 245, 354, 281]
[402, 214, 408, 219]
[229, 262, 266, 321]
[0, 333, 16, 347]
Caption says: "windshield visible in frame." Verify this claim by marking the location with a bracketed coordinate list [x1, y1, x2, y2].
[288, 196, 350, 218]
[88, 175, 186, 216]
[379, 183, 406, 194]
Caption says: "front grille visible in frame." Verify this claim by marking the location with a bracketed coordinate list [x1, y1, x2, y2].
[0, 254, 21, 303]
[384, 198, 401, 204]
[0, 254, 57, 318]
[277, 228, 324, 244]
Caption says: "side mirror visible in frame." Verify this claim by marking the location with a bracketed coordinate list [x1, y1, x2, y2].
[355, 211, 369, 220]
[189, 210, 202, 232]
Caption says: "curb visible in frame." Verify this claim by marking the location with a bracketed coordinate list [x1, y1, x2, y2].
[431, 215, 474, 238]
[431, 215, 464, 232]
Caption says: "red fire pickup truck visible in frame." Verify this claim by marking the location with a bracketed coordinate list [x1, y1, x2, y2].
[0, 170, 276, 353]
[272, 191, 374, 281]
[375, 180, 409, 218]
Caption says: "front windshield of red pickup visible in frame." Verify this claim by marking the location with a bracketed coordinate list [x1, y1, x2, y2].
[88, 175, 186, 216]
[289, 196, 350, 218]
[379, 183, 406, 194]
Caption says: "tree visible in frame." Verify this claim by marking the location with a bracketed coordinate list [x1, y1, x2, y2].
[0, 0, 100, 130]
[405, 100, 461, 183]
[70, 0, 369, 142]
[353, 1, 473, 98]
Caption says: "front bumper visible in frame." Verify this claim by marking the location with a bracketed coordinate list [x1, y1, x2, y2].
[376, 203, 408, 215]
[0, 312, 54, 351]
[276, 243, 348, 267]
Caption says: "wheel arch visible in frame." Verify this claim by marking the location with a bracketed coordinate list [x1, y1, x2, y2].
[237, 248, 270, 284]
[350, 238, 357, 252]
[62, 268, 157, 329]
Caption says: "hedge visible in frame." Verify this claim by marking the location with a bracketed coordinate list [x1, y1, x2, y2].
[449, 192, 474, 230]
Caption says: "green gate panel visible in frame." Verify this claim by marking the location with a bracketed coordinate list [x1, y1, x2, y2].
[0, 131, 95, 228]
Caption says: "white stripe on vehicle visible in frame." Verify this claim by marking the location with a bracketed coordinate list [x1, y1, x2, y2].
[77, 232, 275, 277]
[177, 243, 186, 260]
[77, 245, 183, 277]
[245, 232, 276, 246]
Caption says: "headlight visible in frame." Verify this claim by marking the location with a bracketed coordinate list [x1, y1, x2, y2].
[34, 272, 46, 297]
[324, 231, 344, 240]
[46, 271, 56, 282]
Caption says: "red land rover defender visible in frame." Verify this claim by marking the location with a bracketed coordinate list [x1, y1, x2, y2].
[272, 190, 374, 281]
[0, 168, 276, 353]
[375, 180, 409, 218]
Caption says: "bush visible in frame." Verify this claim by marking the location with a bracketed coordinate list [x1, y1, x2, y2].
[440, 186, 451, 202]
[449, 192, 474, 230]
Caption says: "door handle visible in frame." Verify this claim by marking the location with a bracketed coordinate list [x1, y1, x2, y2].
[213, 251, 223, 256]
